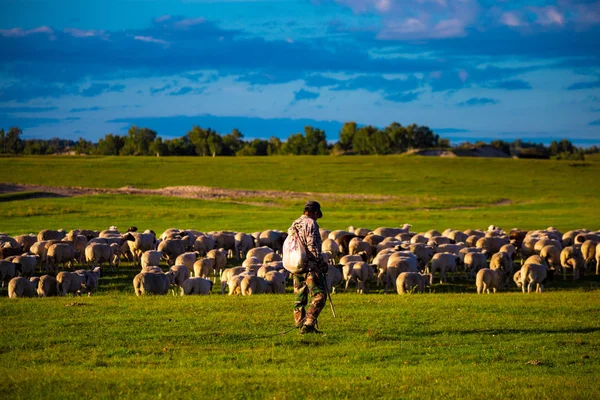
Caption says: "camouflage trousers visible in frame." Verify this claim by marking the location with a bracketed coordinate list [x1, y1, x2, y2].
[293, 270, 326, 328]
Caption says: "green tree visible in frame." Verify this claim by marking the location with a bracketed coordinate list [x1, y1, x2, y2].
[222, 128, 245, 156]
[120, 126, 157, 155]
[267, 136, 282, 155]
[1, 126, 24, 154]
[94, 134, 125, 155]
[304, 126, 329, 155]
[339, 122, 357, 151]
[149, 137, 169, 156]
[75, 137, 94, 155]
[282, 133, 307, 155]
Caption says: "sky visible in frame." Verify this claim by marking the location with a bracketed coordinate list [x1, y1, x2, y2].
[0, 0, 599, 145]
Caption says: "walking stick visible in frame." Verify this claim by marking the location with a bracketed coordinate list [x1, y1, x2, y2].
[320, 269, 337, 318]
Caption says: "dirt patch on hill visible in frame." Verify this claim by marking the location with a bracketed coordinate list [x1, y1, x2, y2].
[0, 183, 514, 210]
[0, 183, 397, 206]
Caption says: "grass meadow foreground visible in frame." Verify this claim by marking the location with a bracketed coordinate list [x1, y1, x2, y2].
[0, 155, 599, 398]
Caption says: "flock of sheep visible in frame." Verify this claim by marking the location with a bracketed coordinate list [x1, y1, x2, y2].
[1, 223, 599, 299]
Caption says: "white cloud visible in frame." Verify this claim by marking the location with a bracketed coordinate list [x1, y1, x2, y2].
[500, 12, 522, 27]
[134, 36, 169, 46]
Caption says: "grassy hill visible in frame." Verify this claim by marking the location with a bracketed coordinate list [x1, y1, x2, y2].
[0, 155, 599, 399]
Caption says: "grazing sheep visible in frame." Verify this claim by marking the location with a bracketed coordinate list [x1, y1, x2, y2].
[372, 225, 411, 238]
[193, 257, 215, 280]
[325, 264, 343, 294]
[476, 235, 509, 257]
[349, 237, 373, 260]
[85, 243, 117, 271]
[175, 252, 199, 272]
[124, 232, 157, 267]
[12, 254, 37, 278]
[213, 231, 236, 257]
[428, 235, 452, 248]
[338, 254, 364, 265]
[220, 267, 245, 294]
[396, 272, 431, 294]
[37, 229, 65, 242]
[193, 234, 215, 256]
[14, 234, 37, 252]
[8, 276, 37, 298]
[539, 245, 561, 270]
[534, 238, 562, 254]
[168, 265, 190, 289]
[133, 271, 171, 296]
[158, 238, 187, 266]
[227, 274, 244, 296]
[30, 240, 50, 271]
[0, 260, 16, 288]
[410, 234, 428, 244]
[343, 262, 373, 294]
[446, 230, 469, 244]
[141, 250, 163, 269]
[257, 264, 278, 278]
[263, 252, 282, 264]
[408, 244, 434, 271]
[475, 268, 500, 294]
[499, 243, 517, 261]
[234, 232, 255, 260]
[464, 252, 487, 279]
[514, 263, 547, 293]
[489, 251, 513, 287]
[182, 277, 213, 295]
[246, 246, 274, 263]
[207, 248, 227, 278]
[264, 271, 287, 294]
[560, 246, 585, 280]
[321, 239, 340, 262]
[436, 243, 465, 255]
[372, 252, 392, 286]
[429, 252, 460, 284]
[580, 240, 598, 272]
[37, 275, 58, 297]
[56, 271, 86, 296]
[386, 257, 418, 293]
[241, 275, 271, 295]
[47, 243, 78, 272]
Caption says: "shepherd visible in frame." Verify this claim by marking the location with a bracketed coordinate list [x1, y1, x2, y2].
[286, 201, 330, 334]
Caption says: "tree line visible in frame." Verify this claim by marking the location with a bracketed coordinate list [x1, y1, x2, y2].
[0, 124, 596, 159]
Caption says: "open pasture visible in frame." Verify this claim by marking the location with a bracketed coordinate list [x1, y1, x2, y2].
[0, 155, 599, 233]
[1, 155, 600, 398]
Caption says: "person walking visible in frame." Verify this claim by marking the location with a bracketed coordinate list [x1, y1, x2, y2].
[289, 201, 329, 334]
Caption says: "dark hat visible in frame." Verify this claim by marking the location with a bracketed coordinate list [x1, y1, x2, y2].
[304, 201, 323, 218]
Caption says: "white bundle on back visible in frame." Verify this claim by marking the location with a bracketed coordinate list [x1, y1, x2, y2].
[282, 228, 307, 274]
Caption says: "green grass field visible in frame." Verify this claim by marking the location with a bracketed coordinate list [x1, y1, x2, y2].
[1, 155, 599, 399]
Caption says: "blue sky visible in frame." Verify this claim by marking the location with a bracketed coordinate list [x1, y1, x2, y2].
[0, 0, 599, 145]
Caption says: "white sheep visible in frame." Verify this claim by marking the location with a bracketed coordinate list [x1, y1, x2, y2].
[343, 262, 373, 294]
[8, 276, 37, 298]
[396, 272, 431, 294]
[56, 271, 86, 296]
[245, 246, 274, 263]
[429, 252, 460, 284]
[234, 232, 255, 260]
[220, 267, 245, 294]
[464, 252, 487, 279]
[141, 250, 163, 268]
[514, 263, 547, 293]
[12, 254, 37, 278]
[168, 264, 190, 289]
[0, 260, 16, 288]
[37, 275, 58, 297]
[133, 271, 171, 296]
[182, 277, 213, 295]
[264, 270, 287, 294]
[475, 268, 500, 294]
